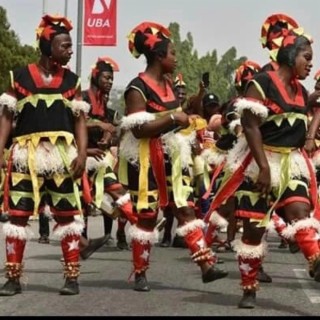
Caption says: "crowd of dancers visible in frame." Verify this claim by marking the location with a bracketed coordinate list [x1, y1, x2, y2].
[0, 11, 320, 310]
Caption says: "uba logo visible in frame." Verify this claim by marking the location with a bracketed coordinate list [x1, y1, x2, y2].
[91, 0, 112, 14]
[87, 0, 113, 28]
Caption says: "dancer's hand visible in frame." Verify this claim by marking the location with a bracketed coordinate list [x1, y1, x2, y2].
[87, 148, 106, 161]
[255, 166, 271, 197]
[70, 153, 86, 180]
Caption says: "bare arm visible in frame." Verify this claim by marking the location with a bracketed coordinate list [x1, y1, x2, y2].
[304, 109, 320, 157]
[0, 107, 13, 168]
[125, 89, 190, 139]
[242, 84, 270, 194]
[86, 119, 116, 133]
[186, 81, 206, 117]
[306, 109, 320, 140]
[71, 87, 88, 179]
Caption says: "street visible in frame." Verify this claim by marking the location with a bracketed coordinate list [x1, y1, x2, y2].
[0, 214, 318, 316]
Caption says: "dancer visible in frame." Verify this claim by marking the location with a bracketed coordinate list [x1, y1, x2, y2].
[0, 14, 89, 295]
[119, 21, 228, 291]
[207, 19, 319, 308]
[82, 56, 138, 252]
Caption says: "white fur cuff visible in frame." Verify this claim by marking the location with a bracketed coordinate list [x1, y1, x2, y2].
[115, 193, 131, 206]
[127, 224, 159, 245]
[120, 112, 156, 130]
[208, 211, 229, 228]
[3, 222, 34, 240]
[228, 119, 241, 134]
[233, 239, 267, 259]
[70, 100, 90, 116]
[234, 98, 268, 120]
[0, 93, 17, 113]
[176, 219, 205, 237]
[282, 217, 320, 241]
[52, 216, 84, 240]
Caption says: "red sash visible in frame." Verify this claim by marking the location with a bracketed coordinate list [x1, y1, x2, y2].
[149, 138, 168, 208]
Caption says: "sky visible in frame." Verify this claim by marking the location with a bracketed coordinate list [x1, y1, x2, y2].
[1, 0, 320, 93]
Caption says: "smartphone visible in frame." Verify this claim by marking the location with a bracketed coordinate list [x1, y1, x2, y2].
[202, 72, 210, 88]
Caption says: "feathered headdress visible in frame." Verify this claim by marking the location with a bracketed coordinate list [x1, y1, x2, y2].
[127, 21, 171, 59]
[35, 14, 73, 56]
[234, 60, 261, 93]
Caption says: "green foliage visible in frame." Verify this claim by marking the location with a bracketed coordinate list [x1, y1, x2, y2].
[0, 7, 39, 93]
[169, 22, 247, 103]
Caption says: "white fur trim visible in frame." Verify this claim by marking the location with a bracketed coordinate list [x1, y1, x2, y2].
[266, 219, 276, 233]
[86, 154, 112, 171]
[3, 222, 34, 240]
[100, 193, 115, 214]
[208, 211, 229, 228]
[119, 131, 140, 164]
[120, 112, 156, 130]
[0, 93, 17, 113]
[52, 217, 84, 240]
[12, 141, 77, 175]
[201, 148, 226, 166]
[234, 98, 269, 120]
[233, 239, 268, 259]
[282, 217, 320, 241]
[176, 219, 205, 237]
[162, 131, 196, 169]
[127, 224, 159, 245]
[70, 100, 90, 116]
[244, 149, 310, 188]
[225, 135, 250, 173]
[228, 119, 241, 135]
[115, 193, 131, 206]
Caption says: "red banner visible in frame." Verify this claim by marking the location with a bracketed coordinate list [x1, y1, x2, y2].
[83, 0, 117, 46]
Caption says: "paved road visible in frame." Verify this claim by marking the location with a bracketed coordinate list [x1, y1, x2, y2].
[0, 214, 319, 316]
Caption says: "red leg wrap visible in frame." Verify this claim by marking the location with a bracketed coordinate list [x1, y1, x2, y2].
[184, 227, 214, 265]
[238, 255, 261, 290]
[131, 239, 151, 274]
[271, 214, 287, 239]
[61, 234, 81, 264]
[6, 237, 26, 264]
[295, 227, 320, 260]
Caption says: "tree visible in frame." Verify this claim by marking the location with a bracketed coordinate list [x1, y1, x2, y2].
[0, 6, 39, 93]
[169, 22, 247, 102]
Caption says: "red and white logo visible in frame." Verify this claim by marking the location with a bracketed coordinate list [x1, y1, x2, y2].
[83, 0, 117, 46]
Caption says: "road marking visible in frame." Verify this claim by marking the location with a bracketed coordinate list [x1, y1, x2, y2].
[293, 269, 320, 303]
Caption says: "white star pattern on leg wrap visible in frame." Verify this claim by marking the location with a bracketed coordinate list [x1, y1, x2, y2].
[239, 262, 252, 275]
[196, 239, 205, 249]
[140, 250, 149, 261]
[6, 242, 15, 255]
[68, 239, 79, 251]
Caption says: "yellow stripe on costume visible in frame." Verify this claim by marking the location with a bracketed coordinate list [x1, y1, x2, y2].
[258, 145, 291, 227]
[137, 138, 150, 212]
[14, 131, 75, 147]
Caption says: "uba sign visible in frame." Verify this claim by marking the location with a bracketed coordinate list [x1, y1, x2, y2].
[83, 0, 117, 46]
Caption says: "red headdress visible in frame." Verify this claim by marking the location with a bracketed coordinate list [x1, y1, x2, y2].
[36, 14, 73, 56]
[127, 21, 171, 59]
[234, 60, 261, 93]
